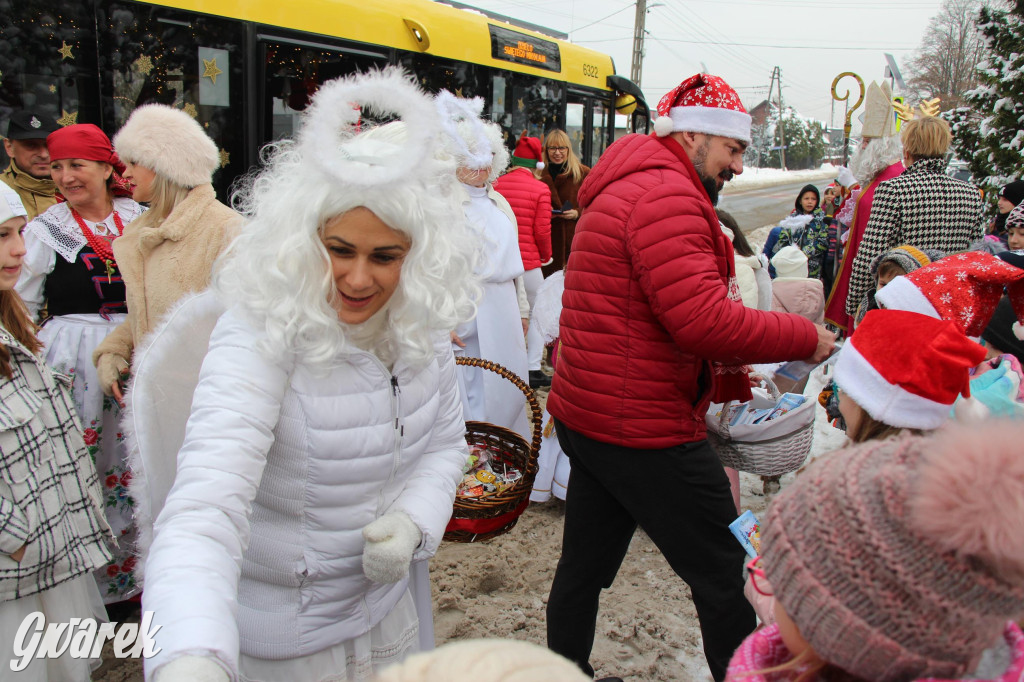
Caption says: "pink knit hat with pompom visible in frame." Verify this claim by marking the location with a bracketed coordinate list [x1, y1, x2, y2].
[763, 422, 1024, 680]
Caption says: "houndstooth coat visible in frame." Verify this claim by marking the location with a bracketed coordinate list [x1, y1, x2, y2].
[0, 324, 111, 601]
[846, 157, 984, 317]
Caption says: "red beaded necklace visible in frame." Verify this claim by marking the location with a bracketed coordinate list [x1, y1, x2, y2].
[70, 206, 124, 282]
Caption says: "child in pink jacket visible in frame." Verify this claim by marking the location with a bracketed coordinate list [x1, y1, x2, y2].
[770, 245, 824, 324]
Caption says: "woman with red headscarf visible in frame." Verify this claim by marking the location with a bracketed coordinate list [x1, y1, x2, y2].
[16, 123, 144, 604]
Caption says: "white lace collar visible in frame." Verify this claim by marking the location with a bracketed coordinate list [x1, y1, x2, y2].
[26, 198, 146, 263]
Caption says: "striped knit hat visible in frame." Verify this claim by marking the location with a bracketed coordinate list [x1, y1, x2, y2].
[763, 422, 1024, 680]
[868, 244, 937, 280]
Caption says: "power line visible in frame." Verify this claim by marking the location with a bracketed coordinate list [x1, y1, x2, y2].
[569, 3, 634, 34]
[654, 37, 916, 50]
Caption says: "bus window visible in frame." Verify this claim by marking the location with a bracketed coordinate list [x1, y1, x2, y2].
[489, 72, 563, 150]
[565, 101, 586, 162]
[96, 1, 244, 198]
[0, 1, 101, 152]
[399, 53, 488, 103]
[264, 42, 386, 142]
[591, 100, 610, 160]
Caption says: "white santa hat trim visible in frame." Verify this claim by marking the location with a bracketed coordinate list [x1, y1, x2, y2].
[834, 339, 951, 429]
[873, 275, 940, 318]
[657, 105, 752, 144]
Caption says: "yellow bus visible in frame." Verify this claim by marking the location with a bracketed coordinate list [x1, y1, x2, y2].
[2, 0, 649, 197]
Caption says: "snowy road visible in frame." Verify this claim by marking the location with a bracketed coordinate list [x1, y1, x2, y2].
[718, 178, 835, 233]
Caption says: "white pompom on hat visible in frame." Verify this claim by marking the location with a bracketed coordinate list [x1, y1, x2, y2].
[653, 73, 752, 143]
[113, 104, 220, 188]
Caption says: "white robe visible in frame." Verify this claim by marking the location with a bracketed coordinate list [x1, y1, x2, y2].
[453, 184, 530, 441]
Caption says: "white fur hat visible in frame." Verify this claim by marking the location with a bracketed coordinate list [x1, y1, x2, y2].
[113, 104, 219, 188]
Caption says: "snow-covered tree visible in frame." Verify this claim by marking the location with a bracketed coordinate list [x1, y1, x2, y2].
[947, 4, 1024, 198]
[747, 104, 827, 170]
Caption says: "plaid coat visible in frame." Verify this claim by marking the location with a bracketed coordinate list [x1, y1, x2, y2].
[0, 324, 111, 601]
[846, 157, 984, 317]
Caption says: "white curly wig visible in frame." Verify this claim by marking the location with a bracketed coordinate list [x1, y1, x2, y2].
[435, 92, 509, 183]
[214, 68, 479, 371]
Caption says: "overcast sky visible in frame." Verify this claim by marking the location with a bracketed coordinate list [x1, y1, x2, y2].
[467, 0, 946, 130]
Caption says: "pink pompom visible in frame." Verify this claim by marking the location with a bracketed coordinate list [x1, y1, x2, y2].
[653, 116, 674, 137]
[911, 421, 1024, 582]
[1013, 321, 1024, 341]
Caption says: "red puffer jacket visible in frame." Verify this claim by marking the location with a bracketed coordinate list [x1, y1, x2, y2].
[493, 167, 553, 270]
[546, 134, 818, 448]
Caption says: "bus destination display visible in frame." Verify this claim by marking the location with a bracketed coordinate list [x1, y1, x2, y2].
[489, 24, 561, 73]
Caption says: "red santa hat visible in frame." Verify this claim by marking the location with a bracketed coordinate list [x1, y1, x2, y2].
[511, 133, 544, 170]
[874, 251, 1024, 340]
[653, 73, 751, 143]
[834, 309, 986, 429]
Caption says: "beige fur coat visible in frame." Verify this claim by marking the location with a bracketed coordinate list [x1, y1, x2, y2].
[92, 184, 240, 392]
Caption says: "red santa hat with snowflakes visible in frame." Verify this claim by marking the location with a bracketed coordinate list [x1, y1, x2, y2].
[653, 73, 752, 144]
[874, 251, 1024, 340]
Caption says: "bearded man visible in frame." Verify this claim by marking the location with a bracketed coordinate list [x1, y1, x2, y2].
[2, 110, 59, 220]
[544, 73, 834, 682]
[823, 81, 904, 331]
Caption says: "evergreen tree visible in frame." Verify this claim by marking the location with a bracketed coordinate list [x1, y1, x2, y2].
[947, 4, 1024, 199]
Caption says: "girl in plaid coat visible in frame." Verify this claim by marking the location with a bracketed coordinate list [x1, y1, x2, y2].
[0, 184, 112, 680]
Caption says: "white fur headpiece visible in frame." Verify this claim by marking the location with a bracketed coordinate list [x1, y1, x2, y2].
[299, 67, 439, 187]
[435, 91, 493, 170]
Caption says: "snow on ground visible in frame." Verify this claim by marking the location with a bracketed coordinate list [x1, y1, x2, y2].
[723, 164, 838, 192]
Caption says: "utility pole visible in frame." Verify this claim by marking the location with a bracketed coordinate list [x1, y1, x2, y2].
[630, 0, 647, 87]
[767, 66, 787, 169]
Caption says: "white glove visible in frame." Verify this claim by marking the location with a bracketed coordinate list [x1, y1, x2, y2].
[362, 511, 422, 583]
[836, 166, 857, 188]
[153, 655, 229, 682]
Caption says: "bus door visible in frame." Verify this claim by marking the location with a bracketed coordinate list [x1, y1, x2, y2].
[565, 91, 611, 167]
[257, 36, 388, 146]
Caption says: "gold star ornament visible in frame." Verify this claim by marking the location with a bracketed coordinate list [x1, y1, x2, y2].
[202, 57, 223, 85]
[58, 41, 75, 60]
[133, 54, 154, 76]
[182, 103, 198, 118]
[57, 109, 78, 126]
[218, 149, 230, 168]
[48, 84, 57, 93]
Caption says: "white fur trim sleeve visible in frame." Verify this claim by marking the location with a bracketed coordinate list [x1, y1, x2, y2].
[392, 342, 468, 560]
[142, 309, 291, 681]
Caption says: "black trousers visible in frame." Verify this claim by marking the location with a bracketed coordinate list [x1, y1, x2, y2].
[546, 420, 755, 682]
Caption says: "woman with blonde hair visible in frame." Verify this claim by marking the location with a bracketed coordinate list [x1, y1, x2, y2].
[93, 104, 240, 404]
[131, 68, 477, 682]
[539, 129, 590, 274]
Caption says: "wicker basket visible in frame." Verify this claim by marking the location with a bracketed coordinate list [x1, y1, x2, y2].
[444, 357, 542, 543]
[706, 376, 814, 477]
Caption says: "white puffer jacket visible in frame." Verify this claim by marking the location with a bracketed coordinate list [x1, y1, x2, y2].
[142, 306, 468, 679]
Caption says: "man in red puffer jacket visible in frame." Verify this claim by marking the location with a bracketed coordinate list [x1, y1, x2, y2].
[545, 74, 835, 682]
[494, 133, 553, 388]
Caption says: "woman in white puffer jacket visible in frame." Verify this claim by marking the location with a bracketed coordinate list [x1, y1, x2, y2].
[130, 69, 479, 682]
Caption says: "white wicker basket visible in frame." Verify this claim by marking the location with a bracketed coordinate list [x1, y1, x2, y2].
[706, 377, 815, 477]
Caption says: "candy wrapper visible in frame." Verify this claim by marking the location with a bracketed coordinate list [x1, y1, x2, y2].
[730, 510, 761, 558]
[456, 446, 523, 499]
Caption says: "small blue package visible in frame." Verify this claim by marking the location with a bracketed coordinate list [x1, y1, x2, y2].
[729, 510, 761, 558]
